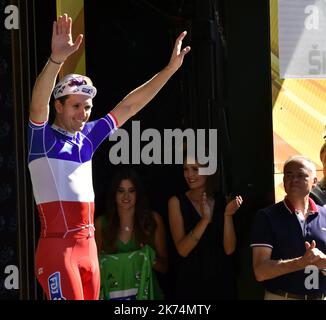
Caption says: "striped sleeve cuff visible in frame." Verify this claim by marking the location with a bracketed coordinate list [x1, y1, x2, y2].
[250, 243, 273, 249]
[108, 112, 119, 128]
[29, 118, 47, 128]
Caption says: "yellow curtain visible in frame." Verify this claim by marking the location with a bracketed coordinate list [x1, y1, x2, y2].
[270, 0, 326, 201]
[56, 0, 86, 77]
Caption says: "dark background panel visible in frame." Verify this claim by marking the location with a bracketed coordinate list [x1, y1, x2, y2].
[0, 0, 19, 300]
[0, 0, 57, 300]
[224, 0, 274, 299]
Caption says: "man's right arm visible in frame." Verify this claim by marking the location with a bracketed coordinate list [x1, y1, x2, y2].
[29, 14, 83, 123]
[168, 196, 210, 258]
[251, 209, 312, 282]
[252, 247, 304, 282]
[29, 60, 63, 123]
[253, 242, 326, 282]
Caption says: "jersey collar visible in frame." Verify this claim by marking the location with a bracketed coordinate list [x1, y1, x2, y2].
[52, 124, 76, 138]
[283, 196, 318, 214]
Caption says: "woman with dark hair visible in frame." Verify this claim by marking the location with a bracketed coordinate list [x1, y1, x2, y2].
[95, 167, 167, 300]
[168, 153, 242, 300]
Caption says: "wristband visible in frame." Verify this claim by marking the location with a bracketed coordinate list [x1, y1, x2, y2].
[49, 56, 64, 65]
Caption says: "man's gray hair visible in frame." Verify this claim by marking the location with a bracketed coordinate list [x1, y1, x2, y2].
[283, 155, 317, 177]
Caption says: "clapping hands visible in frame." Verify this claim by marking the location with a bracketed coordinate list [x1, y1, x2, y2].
[225, 196, 243, 217]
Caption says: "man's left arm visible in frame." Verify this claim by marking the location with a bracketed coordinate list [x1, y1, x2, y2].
[110, 31, 190, 127]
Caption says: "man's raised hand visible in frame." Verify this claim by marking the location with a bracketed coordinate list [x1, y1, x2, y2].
[51, 13, 83, 63]
[167, 31, 191, 71]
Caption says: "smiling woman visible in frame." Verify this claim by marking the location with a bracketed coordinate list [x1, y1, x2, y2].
[167, 150, 243, 299]
[95, 167, 167, 300]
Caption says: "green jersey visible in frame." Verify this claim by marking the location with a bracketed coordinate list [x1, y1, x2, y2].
[99, 244, 163, 300]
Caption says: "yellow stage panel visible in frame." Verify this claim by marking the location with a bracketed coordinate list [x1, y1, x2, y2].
[270, 0, 325, 202]
[56, 0, 85, 76]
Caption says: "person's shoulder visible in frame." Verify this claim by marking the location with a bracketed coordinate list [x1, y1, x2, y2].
[168, 194, 181, 205]
[310, 185, 326, 206]
[316, 204, 326, 214]
[151, 210, 160, 218]
[256, 201, 284, 216]
[152, 211, 163, 224]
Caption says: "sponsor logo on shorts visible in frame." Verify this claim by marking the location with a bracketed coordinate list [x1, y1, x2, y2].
[48, 272, 66, 300]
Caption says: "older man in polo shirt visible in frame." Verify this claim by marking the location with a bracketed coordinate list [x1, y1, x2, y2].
[251, 155, 326, 300]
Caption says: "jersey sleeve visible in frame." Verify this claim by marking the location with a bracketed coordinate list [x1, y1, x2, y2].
[28, 119, 55, 163]
[83, 113, 118, 153]
[250, 210, 274, 249]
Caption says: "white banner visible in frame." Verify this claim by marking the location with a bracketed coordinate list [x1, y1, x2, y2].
[278, 0, 326, 78]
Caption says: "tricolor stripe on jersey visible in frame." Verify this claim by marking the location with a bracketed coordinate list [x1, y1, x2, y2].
[28, 114, 117, 238]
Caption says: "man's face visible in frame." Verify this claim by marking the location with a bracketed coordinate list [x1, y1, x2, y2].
[55, 94, 93, 133]
[283, 160, 317, 198]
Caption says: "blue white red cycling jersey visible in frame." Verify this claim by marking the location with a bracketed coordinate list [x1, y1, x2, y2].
[27, 113, 118, 239]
